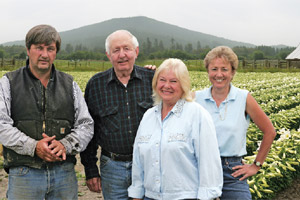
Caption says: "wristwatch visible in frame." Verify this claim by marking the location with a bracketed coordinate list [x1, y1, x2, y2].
[254, 160, 262, 167]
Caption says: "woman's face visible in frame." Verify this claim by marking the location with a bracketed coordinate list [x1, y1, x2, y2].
[207, 57, 235, 90]
[156, 69, 183, 106]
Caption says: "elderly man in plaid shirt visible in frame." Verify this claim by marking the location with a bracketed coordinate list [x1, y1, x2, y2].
[80, 30, 154, 200]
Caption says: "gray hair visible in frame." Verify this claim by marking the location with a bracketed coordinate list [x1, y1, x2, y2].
[105, 30, 139, 54]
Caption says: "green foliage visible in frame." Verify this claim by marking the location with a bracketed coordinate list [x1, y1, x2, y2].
[1, 70, 300, 199]
[252, 50, 265, 60]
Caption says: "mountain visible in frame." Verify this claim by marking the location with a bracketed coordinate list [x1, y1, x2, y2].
[2, 16, 256, 49]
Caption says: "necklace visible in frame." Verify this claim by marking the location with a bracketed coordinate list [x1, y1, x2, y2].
[219, 97, 228, 121]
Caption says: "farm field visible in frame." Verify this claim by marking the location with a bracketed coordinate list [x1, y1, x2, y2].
[1, 70, 300, 199]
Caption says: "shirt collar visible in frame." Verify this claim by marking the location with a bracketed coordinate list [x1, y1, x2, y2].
[204, 84, 238, 102]
[107, 65, 142, 84]
[155, 99, 185, 118]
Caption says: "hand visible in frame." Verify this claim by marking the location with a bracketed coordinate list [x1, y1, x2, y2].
[43, 133, 67, 160]
[86, 177, 102, 193]
[231, 164, 260, 181]
[35, 134, 62, 162]
[144, 65, 156, 70]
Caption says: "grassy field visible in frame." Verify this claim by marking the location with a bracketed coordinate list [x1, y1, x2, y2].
[0, 70, 300, 199]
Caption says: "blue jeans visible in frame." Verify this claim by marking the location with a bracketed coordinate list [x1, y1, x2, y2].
[100, 154, 132, 200]
[220, 157, 251, 200]
[7, 162, 78, 200]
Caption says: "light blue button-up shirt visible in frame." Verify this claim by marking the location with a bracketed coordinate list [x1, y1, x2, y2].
[128, 99, 223, 200]
[195, 85, 250, 156]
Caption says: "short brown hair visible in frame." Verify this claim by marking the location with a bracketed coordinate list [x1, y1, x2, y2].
[26, 24, 61, 52]
[204, 46, 238, 71]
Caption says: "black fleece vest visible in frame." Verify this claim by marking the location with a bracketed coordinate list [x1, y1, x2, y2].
[3, 65, 76, 170]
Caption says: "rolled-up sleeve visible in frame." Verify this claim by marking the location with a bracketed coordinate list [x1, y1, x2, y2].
[60, 81, 94, 155]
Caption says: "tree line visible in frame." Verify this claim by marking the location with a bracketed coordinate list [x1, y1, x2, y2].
[0, 38, 295, 61]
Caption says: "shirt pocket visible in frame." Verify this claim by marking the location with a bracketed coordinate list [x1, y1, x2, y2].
[50, 119, 72, 140]
[137, 100, 152, 118]
[99, 105, 119, 133]
[15, 120, 40, 140]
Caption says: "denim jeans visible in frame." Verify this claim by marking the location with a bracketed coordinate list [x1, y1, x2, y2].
[220, 157, 251, 200]
[7, 162, 78, 200]
[100, 154, 132, 200]
[144, 197, 197, 200]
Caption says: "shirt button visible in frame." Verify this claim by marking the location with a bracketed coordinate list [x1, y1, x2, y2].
[125, 90, 128, 93]
[128, 116, 130, 119]
[126, 102, 129, 105]
[129, 130, 132, 134]
[156, 142, 159, 147]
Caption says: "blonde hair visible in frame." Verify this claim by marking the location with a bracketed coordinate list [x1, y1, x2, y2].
[204, 46, 239, 71]
[152, 58, 193, 105]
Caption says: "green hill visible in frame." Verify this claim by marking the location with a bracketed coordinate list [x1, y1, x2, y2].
[2, 16, 255, 50]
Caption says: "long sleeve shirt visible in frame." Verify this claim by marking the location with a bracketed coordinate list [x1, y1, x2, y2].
[81, 65, 154, 179]
[0, 75, 94, 156]
[128, 99, 223, 200]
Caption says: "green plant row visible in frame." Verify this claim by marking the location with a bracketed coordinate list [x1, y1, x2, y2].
[244, 129, 300, 199]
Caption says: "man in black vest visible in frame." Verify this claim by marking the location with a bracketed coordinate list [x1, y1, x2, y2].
[0, 24, 94, 200]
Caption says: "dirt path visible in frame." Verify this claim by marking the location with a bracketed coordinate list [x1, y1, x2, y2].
[0, 155, 103, 200]
[1, 154, 299, 200]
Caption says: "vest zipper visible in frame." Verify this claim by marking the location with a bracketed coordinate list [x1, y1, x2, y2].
[42, 84, 46, 133]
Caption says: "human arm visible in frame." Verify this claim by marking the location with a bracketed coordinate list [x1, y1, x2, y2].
[128, 127, 145, 199]
[79, 81, 101, 192]
[0, 76, 63, 161]
[232, 93, 276, 180]
[0, 76, 37, 157]
[59, 81, 94, 155]
[195, 106, 223, 199]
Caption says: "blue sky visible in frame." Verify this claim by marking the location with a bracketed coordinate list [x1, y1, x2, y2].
[1, 0, 299, 47]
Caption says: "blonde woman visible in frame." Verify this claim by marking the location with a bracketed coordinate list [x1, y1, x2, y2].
[128, 58, 223, 200]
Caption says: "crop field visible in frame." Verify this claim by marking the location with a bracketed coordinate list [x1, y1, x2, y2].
[0, 70, 300, 199]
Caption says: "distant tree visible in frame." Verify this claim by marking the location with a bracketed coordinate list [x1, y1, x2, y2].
[19, 51, 27, 59]
[252, 50, 264, 60]
[257, 45, 275, 57]
[146, 38, 152, 54]
[0, 49, 4, 59]
[74, 44, 88, 52]
[65, 44, 74, 54]
[196, 41, 201, 53]
[153, 38, 159, 52]
[184, 43, 193, 53]
[277, 51, 290, 60]
[171, 38, 175, 50]
[158, 40, 164, 51]
[175, 43, 183, 51]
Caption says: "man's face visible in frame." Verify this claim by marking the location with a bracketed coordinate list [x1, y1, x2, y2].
[27, 42, 57, 74]
[106, 32, 139, 74]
